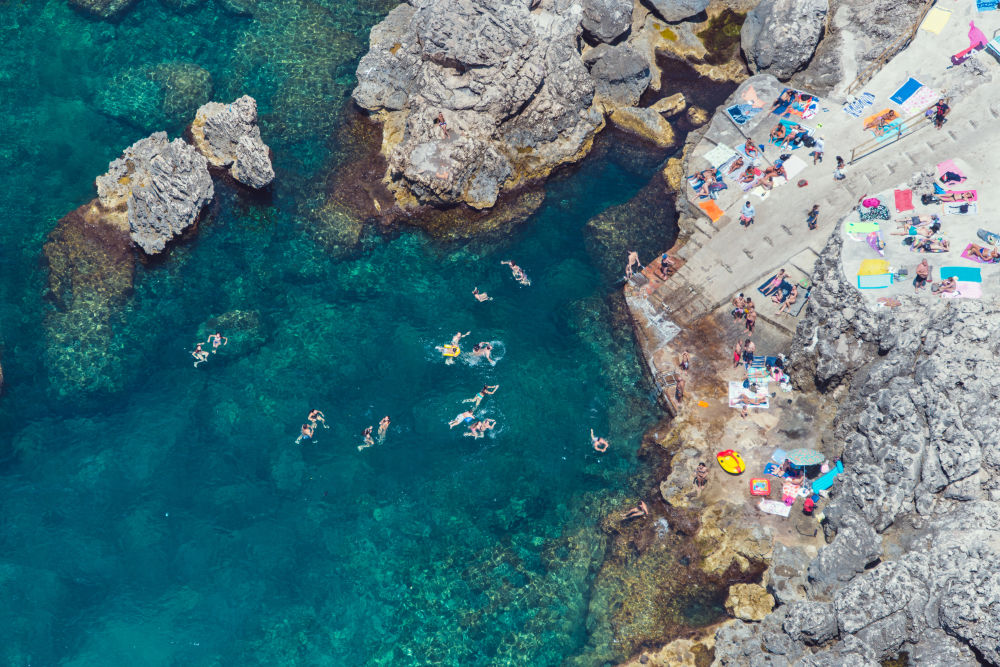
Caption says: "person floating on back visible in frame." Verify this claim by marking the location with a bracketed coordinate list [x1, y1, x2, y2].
[207, 331, 228, 353]
[591, 429, 609, 453]
[192, 343, 209, 367]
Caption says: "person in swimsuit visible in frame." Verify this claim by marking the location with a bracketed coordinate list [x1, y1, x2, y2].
[693, 462, 709, 495]
[622, 501, 648, 520]
[377, 416, 390, 443]
[778, 285, 798, 315]
[625, 250, 642, 279]
[207, 331, 228, 353]
[464, 418, 496, 439]
[472, 342, 496, 365]
[358, 426, 375, 451]
[501, 260, 531, 286]
[296, 423, 315, 444]
[913, 259, 930, 290]
[738, 165, 757, 185]
[769, 123, 787, 145]
[437, 331, 470, 364]
[745, 305, 757, 335]
[472, 287, 492, 302]
[743, 138, 759, 158]
[731, 293, 746, 320]
[936, 276, 958, 294]
[463, 384, 499, 408]
[191, 343, 209, 367]
[968, 244, 1000, 263]
[657, 253, 675, 279]
[675, 375, 685, 402]
[436, 112, 449, 139]
[308, 409, 328, 429]
[762, 269, 787, 297]
[771, 88, 794, 112]
[679, 351, 690, 371]
[449, 411, 476, 429]
[742, 338, 756, 364]
[807, 205, 820, 231]
[590, 429, 609, 453]
[733, 340, 743, 369]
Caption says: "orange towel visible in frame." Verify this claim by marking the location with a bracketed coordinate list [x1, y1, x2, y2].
[698, 199, 724, 222]
[863, 109, 899, 131]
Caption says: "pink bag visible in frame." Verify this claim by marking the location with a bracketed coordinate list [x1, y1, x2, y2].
[862, 197, 880, 208]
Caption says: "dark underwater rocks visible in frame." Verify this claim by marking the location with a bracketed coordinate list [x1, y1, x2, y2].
[95, 62, 213, 133]
[68, 0, 136, 19]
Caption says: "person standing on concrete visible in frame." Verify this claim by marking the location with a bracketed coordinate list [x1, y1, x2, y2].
[807, 205, 820, 230]
[811, 136, 824, 164]
[834, 156, 846, 181]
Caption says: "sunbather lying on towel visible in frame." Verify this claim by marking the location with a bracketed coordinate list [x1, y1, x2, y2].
[891, 221, 940, 237]
[726, 156, 745, 175]
[938, 191, 976, 203]
[895, 214, 940, 227]
[733, 394, 768, 407]
[968, 243, 1000, 263]
[738, 166, 757, 184]
[692, 168, 718, 197]
[864, 110, 899, 136]
[772, 89, 794, 112]
[786, 127, 810, 148]
[909, 237, 950, 253]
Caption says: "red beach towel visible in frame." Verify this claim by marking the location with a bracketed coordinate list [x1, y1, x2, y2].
[894, 188, 914, 212]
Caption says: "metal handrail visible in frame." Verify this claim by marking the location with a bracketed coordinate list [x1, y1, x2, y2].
[848, 102, 937, 164]
[845, 0, 937, 96]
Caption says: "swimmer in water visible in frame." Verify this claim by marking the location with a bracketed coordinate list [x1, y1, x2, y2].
[501, 260, 531, 286]
[296, 422, 315, 444]
[472, 287, 492, 302]
[464, 418, 496, 438]
[207, 331, 228, 353]
[358, 426, 375, 451]
[472, 342, 495, 365]
[449, 410, 476, 429]
[308, 409, 328, 429]
[591, 428, 609, 453]
[462, 384, 499, 408]
[436, 330, 470, 364]
[377, 415, 390, 443]
[191, 343, 210, 367]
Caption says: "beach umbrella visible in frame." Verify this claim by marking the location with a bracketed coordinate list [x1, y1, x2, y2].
[786, 448, 824, 466]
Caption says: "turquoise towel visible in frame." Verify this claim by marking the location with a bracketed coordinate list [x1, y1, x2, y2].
[811, 460, 844, 492]
[940, 266, 982, 282]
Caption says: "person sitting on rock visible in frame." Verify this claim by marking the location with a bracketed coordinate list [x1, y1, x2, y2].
[435, 112, 449, 139]
[622, 501, 648, 520]
[657, 253, 676, 279]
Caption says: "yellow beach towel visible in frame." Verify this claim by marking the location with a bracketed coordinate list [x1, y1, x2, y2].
[920, 7, 951, 35]
[858, 259, 890, 276]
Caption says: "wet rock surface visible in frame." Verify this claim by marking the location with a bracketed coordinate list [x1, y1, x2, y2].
[711, 227, 1000, 664]
[190, 95, 275, 189]
[96, 131, 214, 255]
[740, 0, 828, 81]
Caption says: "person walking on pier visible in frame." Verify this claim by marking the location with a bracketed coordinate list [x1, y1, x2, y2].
[807, 205, 820, 230]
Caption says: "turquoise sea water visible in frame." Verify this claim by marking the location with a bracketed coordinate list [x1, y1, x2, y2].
[0, 1, 732, 664]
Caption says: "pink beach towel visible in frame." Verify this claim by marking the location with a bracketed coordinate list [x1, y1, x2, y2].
[940, 281, 982, 299]
[894, 189, 914, 212]
[937, 159, 966, 181]
[961, 243, 1000, 264]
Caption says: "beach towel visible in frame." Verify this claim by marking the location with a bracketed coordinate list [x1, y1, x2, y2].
[859, 204, 891, 222]
[780, 155, 808, 182]
[978, 0, 999, 11]
[859, 259, 889, 275]
[863, 109, 899, 133]
[873, 119, 903, 141]
[697, 199, 724, 222]
[704, 143, 737, 168]
[940, 266, 982, 282]
[900, 86, 939, 115]
[867, 231, 886, 256]
[764, 463, 781, 476]
[936, 159, 966, 182]
[771, 448, 788, 464]
[845, 221, 880, 234]
[751, 185, 771, 201]
[728, 381, 769, 409]
[758, 499, 792, 518]
[788, 289, 809, 317]
[940, 281, 982, 299]
[842, 92, 875, 118]
[921, 7, 952, 34]
[961, 244, 1000, 264]
[944, 202, 978, 216]
[894, 189, 914, 212]
[747, 366, 770, 384]
[726, 103, 763, 126]
[890, 77, 923, 105]
[858, 273, 893, 289]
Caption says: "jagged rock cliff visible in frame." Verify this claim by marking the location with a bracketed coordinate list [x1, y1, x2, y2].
[190, 95, 275, 189]
[712, 229, 1000, 665]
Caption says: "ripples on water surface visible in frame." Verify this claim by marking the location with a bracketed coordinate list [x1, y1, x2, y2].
[0, 0, 730, 664]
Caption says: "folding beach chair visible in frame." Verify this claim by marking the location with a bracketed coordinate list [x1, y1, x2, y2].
[987, 29, 1000, 61]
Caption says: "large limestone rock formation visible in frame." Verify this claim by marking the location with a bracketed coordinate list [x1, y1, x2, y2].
[710, 229, 1000, 664]
[580, 0, 632, 43]
[190, 95, 275, 189]
[352, 0, 646, 210]
[741, 0, 828, 81]
[646, 0, 710, 23]
[96, 132, 214, 255]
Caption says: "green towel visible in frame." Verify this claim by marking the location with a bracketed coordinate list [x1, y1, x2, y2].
[845, 221, 880, 234]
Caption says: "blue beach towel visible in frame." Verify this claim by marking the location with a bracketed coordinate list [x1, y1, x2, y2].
[890, 77, 922, 105]
[939, 266, 982, 282]
[874, 119, 903, 142]
[858, 273, 893, 289]
[811, 460, 844, 492]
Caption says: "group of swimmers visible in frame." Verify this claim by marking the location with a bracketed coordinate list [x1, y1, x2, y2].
[190, 332, 228, 367]
[294, 408, 391, 451]
[448, 385, 499, 438]
[436, 331, 497, 366]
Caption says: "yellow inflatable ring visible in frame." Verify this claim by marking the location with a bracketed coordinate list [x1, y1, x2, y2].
[442, 344, 461, 357]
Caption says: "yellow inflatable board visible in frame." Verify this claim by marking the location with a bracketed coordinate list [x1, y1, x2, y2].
[441, 345, 460, 357]
[716, 449, 745, 475]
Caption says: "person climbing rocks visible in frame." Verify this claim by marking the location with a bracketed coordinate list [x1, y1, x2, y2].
[622, 501, 648, 520]
[436, 112, 449, 139]
[675, 375, 686, 402]
[807, 205, 820, 230]
[679, 351, 690, 371]
[590, 429, 609, 453]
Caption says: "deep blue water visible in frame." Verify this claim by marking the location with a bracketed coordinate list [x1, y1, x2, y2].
[0, 1, 709, 664]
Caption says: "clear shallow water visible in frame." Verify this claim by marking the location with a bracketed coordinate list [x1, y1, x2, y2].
[0, 1, 691, 664]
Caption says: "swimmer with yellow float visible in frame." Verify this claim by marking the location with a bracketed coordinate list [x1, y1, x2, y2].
[436, 331, 470, 365]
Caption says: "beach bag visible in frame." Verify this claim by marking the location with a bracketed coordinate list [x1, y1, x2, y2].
[797, 179, 808, 187]
[862, 197, 880, 207]
[921, 194, 939, 205]
[959, 203, 970, 214]
[802, 135, 816, 148]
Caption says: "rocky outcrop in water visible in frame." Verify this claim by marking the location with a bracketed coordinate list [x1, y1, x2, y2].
[190, 95, 275, 189]
[96, 131, 214, 255]
[352, 0, 644, 209]
[710, 229, 1000, 665]
[740, 0, 828, 81]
